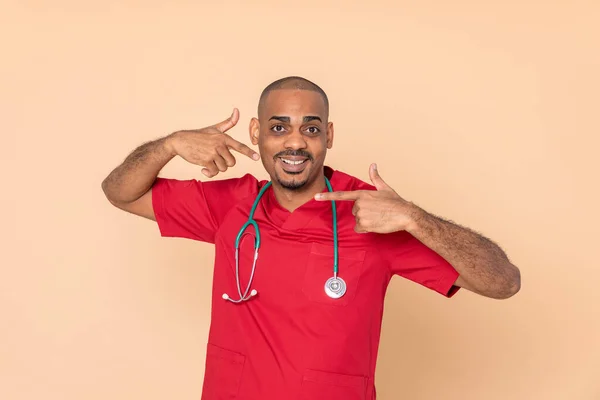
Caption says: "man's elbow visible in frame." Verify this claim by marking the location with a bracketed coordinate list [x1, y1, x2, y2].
[101, 179, 123, 208]
[101, 177, 112, 199]
[497, 264, 521, 299]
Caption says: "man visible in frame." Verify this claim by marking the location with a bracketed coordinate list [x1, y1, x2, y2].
[102, 76, 520, 399]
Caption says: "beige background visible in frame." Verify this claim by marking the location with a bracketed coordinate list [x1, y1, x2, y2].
[2, 1, 599, 399]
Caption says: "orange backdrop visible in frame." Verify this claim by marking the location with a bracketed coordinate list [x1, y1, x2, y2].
[2, 1, 599, 399]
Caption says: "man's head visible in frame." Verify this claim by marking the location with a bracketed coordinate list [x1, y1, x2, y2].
[250, 76, 333, 191]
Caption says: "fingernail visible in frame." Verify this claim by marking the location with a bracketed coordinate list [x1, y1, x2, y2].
[253, 153, 260, 160]
[315, 193, 322, 199]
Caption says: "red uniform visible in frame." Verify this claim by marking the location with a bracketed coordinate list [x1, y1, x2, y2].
[152, 166, 460, 400]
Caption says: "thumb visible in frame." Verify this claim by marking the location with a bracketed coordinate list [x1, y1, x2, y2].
[369, 163, 391, 191]
[213, 108, 240, 132]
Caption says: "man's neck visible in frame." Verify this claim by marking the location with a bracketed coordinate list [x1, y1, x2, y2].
[272, 175, 326, 212]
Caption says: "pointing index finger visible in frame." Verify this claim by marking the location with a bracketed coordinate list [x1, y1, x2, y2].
[225, 136, 260, 160]
[314, 191, 363, 201]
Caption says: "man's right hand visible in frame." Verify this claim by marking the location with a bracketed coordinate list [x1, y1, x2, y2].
[167, 108, 260, 178]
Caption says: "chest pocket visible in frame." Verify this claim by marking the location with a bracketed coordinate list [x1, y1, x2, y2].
[302, 242, 366, 307]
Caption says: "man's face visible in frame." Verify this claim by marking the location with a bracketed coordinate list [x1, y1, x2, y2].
[250, 89, 333, 190]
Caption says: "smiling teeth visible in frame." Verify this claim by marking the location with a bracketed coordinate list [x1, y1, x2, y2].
[281, 159, 305, 165]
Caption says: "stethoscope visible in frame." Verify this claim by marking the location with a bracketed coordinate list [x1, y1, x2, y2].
[222, 177, 345, 303]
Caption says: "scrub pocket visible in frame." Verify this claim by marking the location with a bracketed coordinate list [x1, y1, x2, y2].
[298, 369, 367, 400]
[201, 343, 245, 400]
[302, 242, 366, 306]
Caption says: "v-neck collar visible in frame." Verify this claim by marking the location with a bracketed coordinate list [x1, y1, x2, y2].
[260, 166, 342, 230]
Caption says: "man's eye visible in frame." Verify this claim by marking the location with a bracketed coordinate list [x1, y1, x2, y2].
[306, 126, 320, 134]
[271, 125, 285, 133]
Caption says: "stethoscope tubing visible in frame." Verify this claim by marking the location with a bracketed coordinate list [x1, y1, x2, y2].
[223, 177, 343, 303]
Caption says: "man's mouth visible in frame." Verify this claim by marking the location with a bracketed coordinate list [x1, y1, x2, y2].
[277, 155, 310, 174]
[280, 158, 308, 165]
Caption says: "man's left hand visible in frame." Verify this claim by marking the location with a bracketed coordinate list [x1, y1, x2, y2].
[315, 163, 419, 234]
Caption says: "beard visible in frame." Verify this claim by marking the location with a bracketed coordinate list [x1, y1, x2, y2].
[276, 172, 309, 190]
[273, 149, 314, 190]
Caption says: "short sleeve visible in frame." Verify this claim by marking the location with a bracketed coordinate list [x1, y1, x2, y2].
[384, 231, 460, 298]
[151, 174, 258, 243]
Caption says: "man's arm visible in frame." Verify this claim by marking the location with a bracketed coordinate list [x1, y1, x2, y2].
[405, 208, 521, 299]
[315, 163, 521, 300]
[101, 136, 176, 221]
[101, 108, 260, 221]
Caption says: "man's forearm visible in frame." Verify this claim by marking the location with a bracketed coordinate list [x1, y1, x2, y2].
[406, 204, 521, 299]
[101, 135, 176, 204]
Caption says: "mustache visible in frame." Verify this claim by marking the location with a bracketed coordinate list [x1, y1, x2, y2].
[274, 150, 313, 161]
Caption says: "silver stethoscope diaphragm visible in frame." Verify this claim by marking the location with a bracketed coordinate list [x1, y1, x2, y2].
[324, 276, 347, 299]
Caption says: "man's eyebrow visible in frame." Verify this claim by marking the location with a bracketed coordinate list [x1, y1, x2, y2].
[268, 116, 323, 123]
[269, 116, 290, 123]
[303, 116, 322, 123]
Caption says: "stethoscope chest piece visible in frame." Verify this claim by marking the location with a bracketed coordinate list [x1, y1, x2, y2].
[324, 276, 346, 299]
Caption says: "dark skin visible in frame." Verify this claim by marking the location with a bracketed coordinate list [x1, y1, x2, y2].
[249, 89, 334, 212]
[101, 87, 520, 299]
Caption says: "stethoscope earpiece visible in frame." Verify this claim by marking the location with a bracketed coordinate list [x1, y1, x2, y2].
[224, 177, 344, 303]
[223, 289, 258, 303]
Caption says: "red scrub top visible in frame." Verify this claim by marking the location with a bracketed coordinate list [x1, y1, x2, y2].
[152, 166, 460, 400]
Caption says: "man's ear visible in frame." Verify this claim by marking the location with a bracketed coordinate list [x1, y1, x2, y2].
[249, 117, 260, 145]
[326, 121, 334, 149]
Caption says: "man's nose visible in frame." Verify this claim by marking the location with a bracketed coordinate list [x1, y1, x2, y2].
[283, 129, 308, 149]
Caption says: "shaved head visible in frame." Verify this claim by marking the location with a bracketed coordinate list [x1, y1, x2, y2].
[249, 75, 334, 195]
[258, 76, 329, 118]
